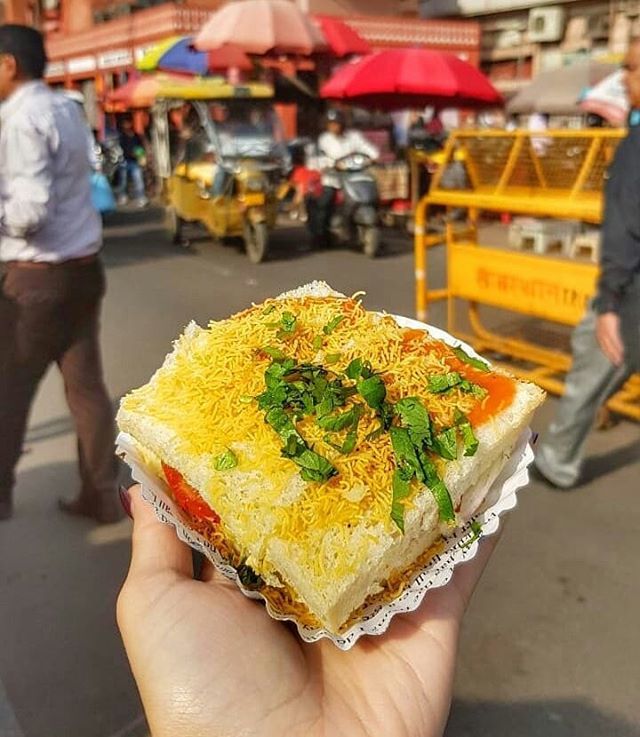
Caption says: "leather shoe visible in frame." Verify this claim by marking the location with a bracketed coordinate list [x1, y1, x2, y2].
[58, 494, 123, 524]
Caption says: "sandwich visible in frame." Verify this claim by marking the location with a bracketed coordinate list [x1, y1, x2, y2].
[117, 282, 544, 635]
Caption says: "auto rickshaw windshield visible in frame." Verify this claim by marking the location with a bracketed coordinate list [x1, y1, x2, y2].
[208, 101, 286, 162]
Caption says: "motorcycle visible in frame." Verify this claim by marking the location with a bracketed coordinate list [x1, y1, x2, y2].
[314, 152, 381, 258]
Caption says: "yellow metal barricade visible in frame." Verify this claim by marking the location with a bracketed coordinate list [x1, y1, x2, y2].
[414, 129, 640, 421]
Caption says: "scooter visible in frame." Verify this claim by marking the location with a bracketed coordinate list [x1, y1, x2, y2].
[323, 153, 381, 258]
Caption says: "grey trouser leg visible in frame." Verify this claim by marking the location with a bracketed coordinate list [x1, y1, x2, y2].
[536, 278, 640, 487]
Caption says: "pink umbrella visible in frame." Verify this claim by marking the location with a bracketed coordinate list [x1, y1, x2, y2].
[321, 48, 503, 110]
[105, 74, 168, 110]
[195, 0, 325, 56]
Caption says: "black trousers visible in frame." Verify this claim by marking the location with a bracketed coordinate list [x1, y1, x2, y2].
[307, 186, 338, 239]
[0, 260, 117, 505]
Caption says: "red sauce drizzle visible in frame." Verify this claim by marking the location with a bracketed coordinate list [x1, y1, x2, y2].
[162, 462, 220, 523]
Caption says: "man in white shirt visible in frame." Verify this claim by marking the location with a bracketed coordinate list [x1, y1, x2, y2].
[0, 25, 119, 523]
[310, 109, 379, 245]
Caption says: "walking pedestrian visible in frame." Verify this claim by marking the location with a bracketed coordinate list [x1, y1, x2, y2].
[0, 24, 120, 523]
[535, 39, 640, 489]
[116, 116, 148, 208]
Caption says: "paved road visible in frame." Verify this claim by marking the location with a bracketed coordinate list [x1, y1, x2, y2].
[1, 209, 638, 737]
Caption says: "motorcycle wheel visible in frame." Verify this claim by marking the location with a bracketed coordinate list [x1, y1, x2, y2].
[360, 225, 381, 258]
[244, 221, 269, 264]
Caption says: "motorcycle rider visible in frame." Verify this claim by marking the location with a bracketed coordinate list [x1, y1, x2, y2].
[310, 108, 379, 246]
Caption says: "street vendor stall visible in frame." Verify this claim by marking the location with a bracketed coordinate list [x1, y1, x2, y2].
[413, 128, 640, 421]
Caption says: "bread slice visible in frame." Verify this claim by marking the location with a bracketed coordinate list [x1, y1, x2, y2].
[118, 282, 544, 634]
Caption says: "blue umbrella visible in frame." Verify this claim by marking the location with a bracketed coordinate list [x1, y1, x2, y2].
[159, 37, 208, 75]
[137, 36, 208, 76]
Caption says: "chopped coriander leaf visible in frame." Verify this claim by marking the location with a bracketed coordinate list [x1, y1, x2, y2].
[345, 357, 375, 381]
[297, 449, 337, 483]
[265, 406, 336, 482]
[432, 427, 458, 461]
[417, 452, 439, 486]
[324, 428, 358, 455]
[315, 395, 334, 419]
[390, 426, 425, 483]
[428, 372, 462, 393]
[256, 385, 287, 410]
[265, 406, 304, 445]
[345, 357, 363, 380]
[262, 304, 276, 316]
[281, 434, 302, 458]
[326, 353, 341, 364]
[395, 397, 432, 445]
[313, 335, 324, 350]
[323, 314, 346, 335]
[472, 384, 488, 399]
[360, 360, 374, 379]
[318, 404, 363, 432]
[261, 345, 287, 360]
[276, 311, 297, 340]
[358, 375, 386, 410]
[453, 346, 490, 372]
[366, 400, 395, 441]
[459, 421, 479, 456]
[391, 469, 412, 533]
[457, 379, 487, 397]
[342, 428, 358, 454]
[429, 478, 455, 523]
[214, 449, 238, 471]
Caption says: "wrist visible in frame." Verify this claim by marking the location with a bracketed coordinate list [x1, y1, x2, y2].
[593, 293, 620, 315]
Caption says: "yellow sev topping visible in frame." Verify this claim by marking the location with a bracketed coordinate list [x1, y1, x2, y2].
[121, 295, 511, 586]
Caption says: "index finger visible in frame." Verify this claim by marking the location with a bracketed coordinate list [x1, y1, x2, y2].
[126, 484, 193, 580]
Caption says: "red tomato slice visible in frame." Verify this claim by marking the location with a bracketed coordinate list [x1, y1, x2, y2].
[162, 462, 220, 523]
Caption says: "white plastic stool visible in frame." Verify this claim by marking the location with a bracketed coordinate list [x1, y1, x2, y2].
[568, 231, 600, 262]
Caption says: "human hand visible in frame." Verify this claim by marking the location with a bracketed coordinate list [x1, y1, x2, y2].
[117, 485, 500, 737]
[596, 311, 624, 366]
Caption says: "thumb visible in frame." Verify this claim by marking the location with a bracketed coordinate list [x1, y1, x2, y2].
[125, 484, 193, 580]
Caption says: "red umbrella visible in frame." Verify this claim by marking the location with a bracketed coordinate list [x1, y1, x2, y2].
[313, 16, 370, 58]
[208, 44, 253, 72]
[195, 0, 325, 56]
[321, 48, 503, 110]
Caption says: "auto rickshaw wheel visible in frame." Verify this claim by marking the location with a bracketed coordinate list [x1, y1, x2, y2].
[244, 221, 269, 263]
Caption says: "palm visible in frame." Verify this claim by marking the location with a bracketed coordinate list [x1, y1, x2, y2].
[118, 488, 496, 737]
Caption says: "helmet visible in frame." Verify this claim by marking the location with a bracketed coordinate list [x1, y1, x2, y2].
[325, 108, 346, 126]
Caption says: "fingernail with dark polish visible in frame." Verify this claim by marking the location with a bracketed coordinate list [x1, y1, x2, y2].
[119, 485, 132, 519]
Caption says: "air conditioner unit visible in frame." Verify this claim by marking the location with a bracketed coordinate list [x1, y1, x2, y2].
[528, 7, 566, 43]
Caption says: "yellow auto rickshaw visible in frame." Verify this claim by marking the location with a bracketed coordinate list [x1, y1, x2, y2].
[152, 79, 290, 263]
